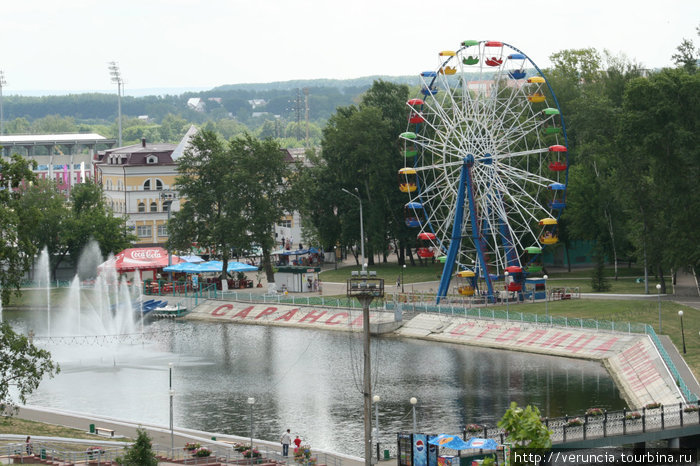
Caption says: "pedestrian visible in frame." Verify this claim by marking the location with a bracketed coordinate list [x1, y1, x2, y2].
[281, 429, 291, 456]
[293, 435, 302, 450]
[25, 436, 33, 455]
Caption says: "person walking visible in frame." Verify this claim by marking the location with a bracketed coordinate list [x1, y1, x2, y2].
[280, 429, 291, 457]
[25, 436, 33, 455]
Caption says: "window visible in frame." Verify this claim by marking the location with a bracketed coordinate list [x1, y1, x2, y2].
[163, 200, 172, 213]
[150, 201, 158, 212]
[146, 155, 158, 164]
[155, 179, 163, 190]
[137, 225, 152, 238]
[138, 202, 145, 213]
[278, 219, 292, 229]
[143, 179, 151, 191]
[158, 224, 168, 237]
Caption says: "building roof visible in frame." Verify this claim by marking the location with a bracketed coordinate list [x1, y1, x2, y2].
[0, 133, 113, 146]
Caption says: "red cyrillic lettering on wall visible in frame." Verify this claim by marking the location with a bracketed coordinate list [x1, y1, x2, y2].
[211, 304, 233, 316]
[540, 332, 572, 349]
[231, 306, 254, 319]
[326, 313, 349, 325]
[495, 328, 520, 342]
[274, 309, 299, 321]
[565, 335, 596, 353]
[475, 324, 501, 339]
[450, 322, 475, 336]
[516, 329, 546, 345]
[255, 307, 277, 319]
[300, 310, 328, 323]
[592, 337, 619, 353]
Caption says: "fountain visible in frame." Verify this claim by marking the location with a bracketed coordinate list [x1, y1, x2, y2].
[30, 241, 142, 338]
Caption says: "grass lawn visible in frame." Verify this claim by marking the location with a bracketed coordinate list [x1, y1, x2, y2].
[0, 416, 130, 446]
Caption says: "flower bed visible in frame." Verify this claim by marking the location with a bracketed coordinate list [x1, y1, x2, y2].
[243, 448, 261, 458]
[184, 442, 202, 452]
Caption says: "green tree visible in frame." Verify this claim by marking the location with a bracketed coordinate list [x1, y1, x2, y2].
[309, 80, 409, 266]
[497, 401, 551, 464]
[229, 133, 295, 283]
[0, 154, 37, 305]
[116, 428, 158, 466]
[615, 68, 700, 291]
[168, 130, 248, 281]
[0, 321, 59, 416]
[63, 182, 135, 274]
[671, 28, 698, 73]
[15, 179, 71, 280]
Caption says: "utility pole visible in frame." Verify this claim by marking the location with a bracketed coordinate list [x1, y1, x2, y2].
[0, 70, 6, 137]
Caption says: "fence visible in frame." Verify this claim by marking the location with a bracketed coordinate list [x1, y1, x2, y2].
[450, 401, 700, 448]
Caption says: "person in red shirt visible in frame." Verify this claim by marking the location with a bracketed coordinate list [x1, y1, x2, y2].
[293, 435, 302, 451]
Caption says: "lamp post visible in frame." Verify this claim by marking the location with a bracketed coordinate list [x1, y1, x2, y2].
[402, 264, 406, 293]
[678, 311, 686, 354]
[543, 274, 549, 320]
[373, 395, 381, 462]
[334, 246, 338, 270]
[168, 362, 174, 451]
[108, 61, 123, 147]
[347, 270, 384, 466]
[247, 397, 255, 466]
[410, 397, 418, 433]
[656, 284, 662, 333]
[504, 271, 509, 314]
[160, 191, 177, 279]
[341, 187, 365, 271]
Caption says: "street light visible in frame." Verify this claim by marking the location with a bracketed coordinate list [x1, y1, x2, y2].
[168, 362, 174, 451]
[341, 187, 365, 271]
[334, 246, 338, 270]
[678, 311, 687, 354]
[402, 264, 406, 293]
[108, 61, 123, 147]
[504, 271, 509, 314]
[373, 395, 381, 462]
[543, 275, 549, 320]
[656, 284, 662, 333]
[410, 397, 418, 433]
[160, 192, 177, 279]
[247, 397, 255, 466]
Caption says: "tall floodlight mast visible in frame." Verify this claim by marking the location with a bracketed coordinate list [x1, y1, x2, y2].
[108, 62, 123, 147]
[0, 70, 6, 136]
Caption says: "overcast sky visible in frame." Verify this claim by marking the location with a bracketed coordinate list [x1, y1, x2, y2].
[3, 0, 698, 95]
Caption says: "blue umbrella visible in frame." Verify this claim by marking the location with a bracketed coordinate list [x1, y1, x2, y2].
[163, 262, 200, 273]
[464, 438, 499, 450]
[427, 435, 471, 450]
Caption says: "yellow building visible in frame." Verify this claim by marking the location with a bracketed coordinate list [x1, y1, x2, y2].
[94, 131, 194, 246]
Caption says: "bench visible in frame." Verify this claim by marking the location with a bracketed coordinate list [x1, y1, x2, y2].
[95, 426, 115, 437]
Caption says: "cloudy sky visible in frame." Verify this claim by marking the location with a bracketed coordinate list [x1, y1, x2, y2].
[3, 0, 698, 95]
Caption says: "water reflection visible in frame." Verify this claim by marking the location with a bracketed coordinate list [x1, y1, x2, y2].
[7, 314, 626, 457]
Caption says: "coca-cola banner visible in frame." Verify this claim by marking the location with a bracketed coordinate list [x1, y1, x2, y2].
[99, 247, 184, 272]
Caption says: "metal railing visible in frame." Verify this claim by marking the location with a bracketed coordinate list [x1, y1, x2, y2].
[412, 401, 700, 456]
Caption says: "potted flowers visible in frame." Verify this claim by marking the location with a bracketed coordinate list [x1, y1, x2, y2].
[645, 402, 661, 410]
[464, 423, 482, 434]
[566, 417, 584, 427]
[193, 447, 212, 458]
[294, 445, 313, 464]
[683, 405, 699, 413]
[585, 408, 603, 417]
[184, 442, 201, 452]
[625, 411, 642, 420]
[243, 448, 261, 459]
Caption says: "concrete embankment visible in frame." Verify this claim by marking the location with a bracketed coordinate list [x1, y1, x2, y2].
[185, 299, 685, 409]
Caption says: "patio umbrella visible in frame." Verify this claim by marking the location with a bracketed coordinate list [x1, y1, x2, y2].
[463, 438, 499, 450]
[179, 254, 205, 263]
[427, 435, 472, 450]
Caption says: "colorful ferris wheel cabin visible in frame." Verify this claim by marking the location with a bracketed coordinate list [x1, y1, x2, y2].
[416, 232, 436, 258]
[538, 218, 559, 245]
[398, 168, 417, 193]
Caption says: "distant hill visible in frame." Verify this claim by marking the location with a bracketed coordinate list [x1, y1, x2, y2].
[212, 75, 419, 92]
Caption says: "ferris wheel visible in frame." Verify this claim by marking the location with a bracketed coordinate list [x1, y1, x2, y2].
[399, 40, 569, 303]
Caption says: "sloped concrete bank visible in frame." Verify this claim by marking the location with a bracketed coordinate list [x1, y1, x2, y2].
[185, 300, 684, 409]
